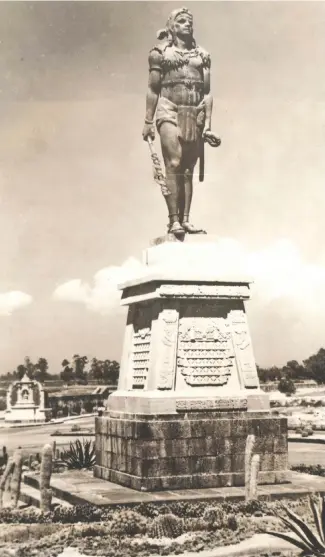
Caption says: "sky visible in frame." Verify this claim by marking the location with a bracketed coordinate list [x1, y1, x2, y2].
[1, 0, 325, 374]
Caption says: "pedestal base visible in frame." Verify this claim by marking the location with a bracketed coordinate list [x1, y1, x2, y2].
[94, 411, 288, 491]
[4, 407, 47, 423]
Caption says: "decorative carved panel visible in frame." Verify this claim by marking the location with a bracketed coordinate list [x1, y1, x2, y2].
[159, 283, 250, 299]
[176, 397, 248, 411]
[130, 309, 152, 389]
[157, 308, 179, 390]
[230, 309, 259, 388]
[177, 314, 235, 386]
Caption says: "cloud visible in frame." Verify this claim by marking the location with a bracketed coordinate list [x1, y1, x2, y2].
[53, 238, 325, 313]
[52, 239, 325, 366]
[52, 257, 146, 315]
[198, 237, 325, 307]
[0, 291, 33, 316]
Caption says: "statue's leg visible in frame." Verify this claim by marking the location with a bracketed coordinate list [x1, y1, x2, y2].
[159, 122, 184, 235]
[177, 174, 185, 226]
[181, 141, 206, 234]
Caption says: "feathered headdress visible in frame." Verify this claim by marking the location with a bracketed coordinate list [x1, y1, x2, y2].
[157, 7, 194, 42]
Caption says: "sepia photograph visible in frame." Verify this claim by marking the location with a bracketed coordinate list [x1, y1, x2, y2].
[1, 1, 325, 556]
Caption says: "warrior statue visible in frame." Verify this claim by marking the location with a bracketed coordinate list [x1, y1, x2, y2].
[142, 7, 220, 237]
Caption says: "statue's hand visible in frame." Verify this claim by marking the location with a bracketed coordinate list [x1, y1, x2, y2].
[203, 129, 221, 148]
[142, 123, 155, 142]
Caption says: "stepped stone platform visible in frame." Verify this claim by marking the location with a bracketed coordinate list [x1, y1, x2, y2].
[23, 470, 325, 508]
[19, 481, 72, 509]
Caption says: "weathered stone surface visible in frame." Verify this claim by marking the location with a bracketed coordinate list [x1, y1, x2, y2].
[273, 434, 288, 453]
[95, 236, 288, 492]
[95, 412, 287, 491]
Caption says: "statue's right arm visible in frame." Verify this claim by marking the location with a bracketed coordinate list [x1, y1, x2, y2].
[142, 49, 163, 141]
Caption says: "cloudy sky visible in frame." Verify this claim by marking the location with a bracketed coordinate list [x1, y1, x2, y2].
[1, 0, 325, 374]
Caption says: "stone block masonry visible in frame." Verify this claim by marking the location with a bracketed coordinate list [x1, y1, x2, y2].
[94, 411, 288, 491]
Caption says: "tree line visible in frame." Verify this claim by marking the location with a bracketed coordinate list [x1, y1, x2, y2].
[4, 347, 325, 390]
[3, 355, 120, 385]
[257, 348, 325, 394]
[257, 349, 325, 384]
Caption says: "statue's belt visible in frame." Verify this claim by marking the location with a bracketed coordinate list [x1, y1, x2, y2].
[161, 79, 204, 89]
[156, 98, 205, 124]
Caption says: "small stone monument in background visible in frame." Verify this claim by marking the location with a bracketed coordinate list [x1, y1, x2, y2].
[94, 7, 288, 491]
[5, 372, 49, 424]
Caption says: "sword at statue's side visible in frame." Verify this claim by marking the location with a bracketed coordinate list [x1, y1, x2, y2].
[147, 137, 170, 197]
[199, 131, 221, 183]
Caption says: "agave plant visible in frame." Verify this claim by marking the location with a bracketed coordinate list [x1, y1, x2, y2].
[61, 439, 96, 469]
[262, 494, 325, 556]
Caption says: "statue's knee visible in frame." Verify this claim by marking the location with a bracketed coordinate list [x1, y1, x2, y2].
[168, 157, 182, 172]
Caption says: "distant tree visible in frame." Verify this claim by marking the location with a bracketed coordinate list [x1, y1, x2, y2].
[278, 377, 296, 395]
[102, 360, 119, 385]
[304, 348, 325, 384]
[61, 366, 74, 383]
[60, 359, 74, 384]
[257, 365, 282, 383]
[16, 364, 26, 380]
[24, 357, 35, 379]
[34, 357, 49, 383]
[282, 360, 309, 381]
[72, 354, 88, 382]
[89, 358, 103, 381]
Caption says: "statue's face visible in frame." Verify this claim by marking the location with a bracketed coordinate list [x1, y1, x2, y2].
[173, 13, 193, 38]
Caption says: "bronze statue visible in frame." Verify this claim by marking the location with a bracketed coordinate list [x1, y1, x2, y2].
[143, 7, 220, 237]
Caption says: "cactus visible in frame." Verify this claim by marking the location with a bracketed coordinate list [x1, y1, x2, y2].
[10, 449, 23, 508]
[148, 513, 184, 539]
[202, 506, 226, 527]
[0, 457, 14, 508]
[41, 488, 52, 511]
[227, 514, 239, 531]
[40, 444, 53, 512]
[248, 454, 260, 501]
[245, 434, 256, 501]
[2, 446, 8, 467]
[109, 509, 147, 536]
[184, 517, 207, 532]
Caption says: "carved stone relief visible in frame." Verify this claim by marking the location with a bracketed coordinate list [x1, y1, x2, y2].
[130, 309, 152, 389]
[157, 308, 179, 390]
[176, 397, 248, 411]
[230, 309, 259, 388]
[177, 314, 235, 386]
[159, 283, 250, 299]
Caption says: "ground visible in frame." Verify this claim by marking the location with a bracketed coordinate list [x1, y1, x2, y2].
[1, 395, 325, 557]
[1, 413, 323, 467]
[1, 415, 94, 455]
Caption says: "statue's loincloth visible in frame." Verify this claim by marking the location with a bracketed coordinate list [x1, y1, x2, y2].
[156, 97, 205, 143]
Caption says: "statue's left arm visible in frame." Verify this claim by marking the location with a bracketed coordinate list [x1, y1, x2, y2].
[202, 52, 213, 133]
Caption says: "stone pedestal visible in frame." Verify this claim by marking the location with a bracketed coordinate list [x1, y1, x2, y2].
[94, 236, 288, 490]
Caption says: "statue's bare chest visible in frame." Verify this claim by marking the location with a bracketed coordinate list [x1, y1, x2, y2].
[162, 47, 204, 76]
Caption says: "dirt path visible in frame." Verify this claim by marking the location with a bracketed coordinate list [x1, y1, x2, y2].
[57, 534, 299, 557]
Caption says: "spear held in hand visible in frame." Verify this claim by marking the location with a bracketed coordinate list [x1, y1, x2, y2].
[147, 137, 170, 197]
